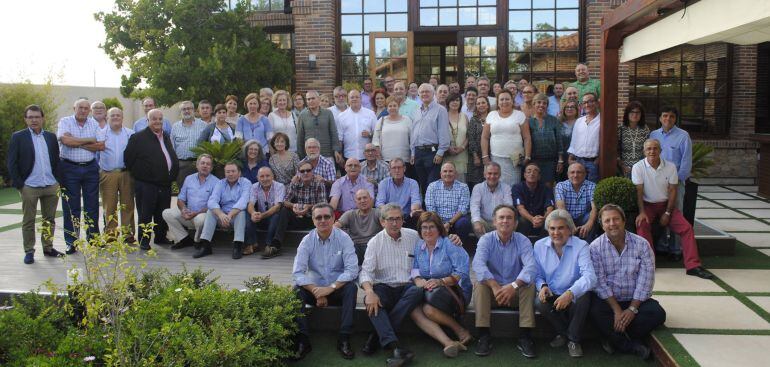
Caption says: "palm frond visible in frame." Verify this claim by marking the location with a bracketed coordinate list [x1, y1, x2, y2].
[691, 142, 715, 179]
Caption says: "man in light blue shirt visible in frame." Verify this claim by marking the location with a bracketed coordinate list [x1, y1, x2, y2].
[394, 81, 419, 117]
[470, 162, 513, 236]
[533, 209, 596, 358]
[171, 100, 207, 187]
[162, 154, 218, 249]
[194, 161, 251, 259]
[410, 83, 451, 195]
[375, 158, 422, 228]
[291, 203, 359, 361]
[548, 83, 564, 117]
[133, 97, 172, 135]
[97, 107, 135, 237]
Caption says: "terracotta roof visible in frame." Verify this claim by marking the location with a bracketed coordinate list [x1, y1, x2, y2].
[514, 32, 579, 63]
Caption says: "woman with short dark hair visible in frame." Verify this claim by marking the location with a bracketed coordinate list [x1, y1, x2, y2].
[617, 101, 650, 177]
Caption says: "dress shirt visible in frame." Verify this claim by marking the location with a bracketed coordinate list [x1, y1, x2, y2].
[360, 228, 420, 285]
[534, 236, 596, 300]
[399, 98, 420, 117]
[376, 177, 422, 215]
[409, 100, 451, 157]
[329, 105, 347, 123]
[171, 119, 206, 159]
[515, 92, 524, 107]
[249, 181, 286, 212]
[590, 231, 655, 302]
[555, 179, 596, 220]
[57, 115, 100, 162]
[361, 91, 373, 110]
[338, 107, 377, 160]
[284, 180, 328, 206]
[178, 172, 219, 212]
[25, 128, 57, 187]
[98, 127, 134, 171]
[362, 160, 390, 184]
[472, 231, 536, 285]
[154, 130, 173, 171]
[425, 180, 470, 223]
[292, 228, 359, 287]
[512, 181, 555, 216]
[470, 181, 513, 223]
[133, 117, 172, 135]
[649, 126, 692, 182]
[299, 156, 336, 182]
[330, 175, 375, 212]
[567, 114, 601, 158]
[411, 236, 472, 303]
[631, 158, 678, 203]
[547, 95, 561, 117]
[207, 177, 251, 213]
[460, 104, 475, 121]
[236, 115, 273, 151]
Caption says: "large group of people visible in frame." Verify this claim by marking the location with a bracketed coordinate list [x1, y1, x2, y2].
[7, 61, 715, 364]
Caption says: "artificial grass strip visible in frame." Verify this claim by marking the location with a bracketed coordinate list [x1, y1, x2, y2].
[665, 329, 770, 336]
[0, 188, 22, 207]
[652, 291, 728, 296]
[711, 277, 770, 324]
[653, 328, 700, 367]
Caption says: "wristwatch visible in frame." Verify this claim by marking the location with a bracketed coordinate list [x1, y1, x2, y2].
[331, 283, 337, 289]
[510, 281, 519, 289]
[628, 305, 639, 314]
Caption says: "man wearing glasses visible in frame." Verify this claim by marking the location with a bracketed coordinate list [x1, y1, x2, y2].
[281, 161, 328, 230]
[567, 92, 601, 182]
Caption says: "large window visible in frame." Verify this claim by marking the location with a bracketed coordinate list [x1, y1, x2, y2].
[250, 0, 284, 11]
[464, 37, 497, 79]
[340, 0, 409, 86]
[508, 0, 579, 90]
[630, 43, 732, 137]
[419, 0, 497, 27]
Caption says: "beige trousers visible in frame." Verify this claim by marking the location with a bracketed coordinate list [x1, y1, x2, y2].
[473, 281, 536, 328]
[99, 170, 135, 235]
[162, 207, 206, 242]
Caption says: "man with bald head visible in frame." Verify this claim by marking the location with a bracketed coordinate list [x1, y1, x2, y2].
[125, 108, 179, 250]
[335, 188, 382, 265]
[57, 98, 105, 254]
[245, 166, 288, 259]
[133, 97, 172, 135]
[393, 81, 419, 117]
[97, 107, 135, 239]
[338, 89, 377, 161]
[330, 158, 375, 214]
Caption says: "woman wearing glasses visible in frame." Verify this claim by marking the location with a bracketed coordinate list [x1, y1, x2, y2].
[617, 101, 650, 177]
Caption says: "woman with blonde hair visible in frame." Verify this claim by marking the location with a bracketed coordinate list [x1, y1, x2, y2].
[373, 95, 411, 162]
[235, 92, 273, 152]
[269, 90, 298, 152]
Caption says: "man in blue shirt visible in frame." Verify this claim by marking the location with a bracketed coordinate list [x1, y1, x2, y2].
[132, 97, 172, 135]
[376, 158, 423, 228]
[425, 162, 472, 247]
[472, 205, 537, 358]
[7, 105, 63, 264]
[97, 107, 135, 239]
[291, 203, 359, 361]
[533, 209, 596, 358]
[194, 161, 251, 259]
[548, 83, 564, 117]
[162, 154, 218, 250]
[410, 83, 451, 195]
[555, 162, 597, 242]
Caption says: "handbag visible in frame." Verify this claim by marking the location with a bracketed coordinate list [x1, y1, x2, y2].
[424, 284, 466, 316]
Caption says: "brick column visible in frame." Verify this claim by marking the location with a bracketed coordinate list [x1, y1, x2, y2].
[292, 0, 337, 96]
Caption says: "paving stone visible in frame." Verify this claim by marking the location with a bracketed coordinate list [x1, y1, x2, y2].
[674, 334, 770, 367]
[0, 213, 23, 227]
[700, 219, 770, 232]
[696, 200, 723, 209]
[700, 192, 755, 200]
[726, 185, 759, 193]
[711, 269, 770, 293]
[656, 295, 769, 329]
[698, 186, 732, 193]
[716, 200, 770, 209]
[729, 232, 770, 248]
[653, 268, 725, 293]
[695, 209, 747, 219]
[738, 209, 770, 219]
[760, 249, 770, 257]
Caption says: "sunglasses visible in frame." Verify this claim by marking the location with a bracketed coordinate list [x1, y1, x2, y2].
[314, 214, 332, 221]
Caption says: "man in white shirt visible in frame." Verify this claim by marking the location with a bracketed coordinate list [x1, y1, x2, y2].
[477, 77, 496, 110]
[328, 86, 348, 123]
[567, 92, 600, 182]
[338, 89, 377, 161]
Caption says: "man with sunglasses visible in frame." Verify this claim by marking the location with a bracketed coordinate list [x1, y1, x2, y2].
[292, 203, 359, 361]
[567, 92, 601, 182]
[281, 161, 328, 230]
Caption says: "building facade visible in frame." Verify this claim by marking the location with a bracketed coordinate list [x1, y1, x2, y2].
[251, 0, 764, 179]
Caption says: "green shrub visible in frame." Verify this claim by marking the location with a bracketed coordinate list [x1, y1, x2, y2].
[594, 176, 638, 213]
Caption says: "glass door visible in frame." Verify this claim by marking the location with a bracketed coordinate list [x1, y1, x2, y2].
[369, 32, 414, 85]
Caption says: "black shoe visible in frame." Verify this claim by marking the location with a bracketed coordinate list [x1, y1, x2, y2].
[337, 339, 355, 359]
[386, 347, 414, 367]
[23, 252, 34, 264]
[292, 340, 312, 361]
[517, 337, 536, 358]
[232, 241, 243, 259]
[139, 242, 151, 251]
[65, 245, 77, 255]
[669, 253, 683, 262]
[43, 248, 65, 258]
[686, 266, 714, 279]
[361, 333, 379, 355]
[170, 236, 194, 250]
[630, 342, 651, 360]
[154, 236, 173, 246]
[474, 335, 492, 356]
[600, 339, 615, 355]
[192, 241, 212, 258]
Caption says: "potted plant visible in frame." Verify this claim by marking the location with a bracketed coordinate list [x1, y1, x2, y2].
[190, 140, 244, 178]
[682, 142, 715, 225]
[593, 176, 638, 232]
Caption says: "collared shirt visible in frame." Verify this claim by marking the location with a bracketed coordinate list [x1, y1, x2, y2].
[292, 228, 359, 287]
[515, 92, 525, 107]
[590, 231, 655, 302]
[555, 179, 596, 220]
[299, 156, 336, 182]
[470, 181, 513, 223]
[362, 160, 390, 185]
[329, 105, 347, 123]
[512, 181, 555, 216]
[649, 126, 692, 181]
[98, 127, 134, 171]
[25, 128, 57, 187]
[411, 236, 472, 303]
[154, 130, 172, 171]
[409, 100, 451, 157]
[241, 159, 268, 184]
[460, 104, 475, 121]
[171, 119, 206, 159]
[473, 231, 536, 285]
[338, 107, 377, 160]
[425, 179, 470, 222]
[284, 179, 328, 206]
[547, 95, 561, 117]
[361, 91, 373, 110]
[133, 117, 172, 135]
[330, 175, 375, 212]
[236, 115, 273, 151]
[207, 177, 251, 213]
[249, 181, 286, 212]
[534, 236, 596, 300]
[632, 158, 678, 203]
[563, 78, 601, 103]
[57, 115, 100, 162]
[567, 114, 600, 158]
[360, 228, 421, 285]
[399, 98, 420, 117]
[178, 172, 219, 212]
[376, 177, 422, 215]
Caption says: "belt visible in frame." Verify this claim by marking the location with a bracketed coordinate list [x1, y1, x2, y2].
[101, 168, 126, 173]
[575, 156, 597, 161]
[63, 159, 95, 166]
[415, 144, 438, 151]
[179, 158, 196, 162]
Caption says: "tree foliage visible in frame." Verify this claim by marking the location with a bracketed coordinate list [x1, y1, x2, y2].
[96, 0, 293, 107]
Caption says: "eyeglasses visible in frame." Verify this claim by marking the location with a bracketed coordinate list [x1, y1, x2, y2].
[523, 91, 534, 94]
[365, 149, 377, 152]
[565, 106, 577, 110]
[313, 116, 319, 126]
[384, 216, 403, 223]
[313, 214, 332, 221]
[299, 169, 313, 174]
[420, 225, 438, 231]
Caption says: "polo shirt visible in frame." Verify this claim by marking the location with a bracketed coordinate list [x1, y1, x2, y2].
[631, 158, 678, 203]
[512, 181, 555, 216]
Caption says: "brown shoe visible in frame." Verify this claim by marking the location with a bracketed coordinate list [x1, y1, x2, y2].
[242, 244, 256, 256]
[261, 246, 281, 259]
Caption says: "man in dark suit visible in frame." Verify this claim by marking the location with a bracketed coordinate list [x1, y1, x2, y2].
[7, 105, 64, 264]
[124, 109, 179, 250]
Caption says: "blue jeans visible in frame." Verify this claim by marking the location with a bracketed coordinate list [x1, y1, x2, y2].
[575, 157, 599, 183]
[60, 160, 100, 246]
[368, 284, 423, 347]
[574, 211, 597, 243]
[413, 148, 440, 196]
[451, 215, 473, 249]
[245, 212, 287, 248]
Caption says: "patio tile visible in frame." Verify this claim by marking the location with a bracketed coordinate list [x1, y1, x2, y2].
[698, 186, 731, 193]
[653, 268, 724, 293]
[655, 295, 769, 329]
[700, 192, 755, 200]
[695, 209, 747, 219]
[711, 269, 770, 293]
[759, 249, 770, 257]
[674, 334, 770, 367]
[700, 219, 770, 232]
[696, 200, 723, 209]
[716, 200, 770, 209]
[748, 296, 770, 314]
[726, 185, 759, 193]
[729, 232, 770, 248]
[738, 209, 770, 219]
[0, 213, 23, 227]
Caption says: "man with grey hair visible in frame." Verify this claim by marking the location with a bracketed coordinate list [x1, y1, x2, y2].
[162, 154, 218, 250]
[337, 89, 377, 161]
[335, 188, 382, 265]
[133, 97, 172, 135]
[91, 100, 108, 133]
[97, 107, 135, 238]
[533, 209, 596, 358]
[298, 138, 337, 185]
[471, 162, 512, 237]
[297, 90, 342, 162]
[329, 86, 349, 124]
[476, 77, 496, 110]
[171, 100, 206, 187]
[410, 83, 451, 195]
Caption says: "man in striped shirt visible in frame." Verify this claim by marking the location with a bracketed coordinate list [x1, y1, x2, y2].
[171, 100, 206, 187]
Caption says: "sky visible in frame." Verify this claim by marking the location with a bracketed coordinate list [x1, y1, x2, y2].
[0, 0, 125, 88]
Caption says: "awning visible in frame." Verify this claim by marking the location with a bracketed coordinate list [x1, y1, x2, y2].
[620, 0, 770, 62]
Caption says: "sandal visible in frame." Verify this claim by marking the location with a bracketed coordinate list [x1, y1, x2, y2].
[443, 342, 460, 358]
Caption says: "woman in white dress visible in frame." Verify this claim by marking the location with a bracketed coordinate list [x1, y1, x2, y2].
[268, 90, 298, 152]
[480, 90, 532, 186]
[373, 95, 412, 162]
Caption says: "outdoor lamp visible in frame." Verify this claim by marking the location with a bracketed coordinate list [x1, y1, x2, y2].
[309, 54, 317, 69]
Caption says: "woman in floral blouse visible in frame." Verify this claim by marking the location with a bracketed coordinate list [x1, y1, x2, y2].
[617, 101, 650, 177]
